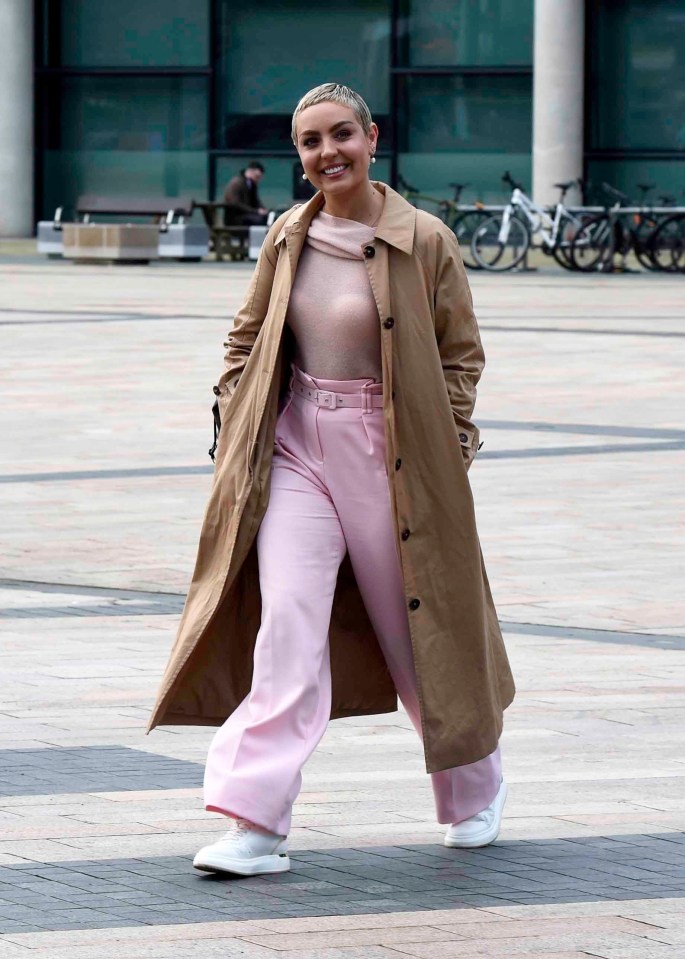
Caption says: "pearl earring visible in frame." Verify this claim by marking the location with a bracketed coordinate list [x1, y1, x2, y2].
[370, 155, 376, 164]
[302, 173, 308, 180]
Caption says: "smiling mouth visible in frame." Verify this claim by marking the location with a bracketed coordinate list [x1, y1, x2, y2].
[321, 164, 350, 176]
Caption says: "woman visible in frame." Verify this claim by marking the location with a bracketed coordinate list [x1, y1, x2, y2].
[149, 83, 515, 877]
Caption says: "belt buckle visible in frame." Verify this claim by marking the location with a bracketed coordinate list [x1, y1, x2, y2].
[316, 389, 335, 409]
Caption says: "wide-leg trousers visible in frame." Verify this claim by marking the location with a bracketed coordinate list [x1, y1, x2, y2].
[204, 366, 502, 836]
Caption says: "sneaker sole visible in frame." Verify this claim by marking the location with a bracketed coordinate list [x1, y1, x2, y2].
[444, 781, 508, 849]
[193, 852, 290, 876]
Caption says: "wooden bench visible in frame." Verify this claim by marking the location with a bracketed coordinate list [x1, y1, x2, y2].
[76, 195, 195, 224]
[191, 201, 250, 261]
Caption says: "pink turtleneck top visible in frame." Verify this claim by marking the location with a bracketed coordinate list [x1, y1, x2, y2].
[285, 210, 382, 381]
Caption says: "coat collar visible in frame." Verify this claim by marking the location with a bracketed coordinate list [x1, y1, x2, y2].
[274, 181, 416, 255]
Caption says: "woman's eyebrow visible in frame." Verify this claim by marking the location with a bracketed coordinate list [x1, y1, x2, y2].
[299, 121, 354, 138]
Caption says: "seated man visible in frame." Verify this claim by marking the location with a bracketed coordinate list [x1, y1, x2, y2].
[223, 162, 268, 226]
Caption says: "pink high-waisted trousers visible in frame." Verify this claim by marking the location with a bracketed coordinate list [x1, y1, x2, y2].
[204, 366, 502, 836]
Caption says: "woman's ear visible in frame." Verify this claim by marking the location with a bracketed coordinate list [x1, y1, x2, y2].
[369, 122, 379, 153]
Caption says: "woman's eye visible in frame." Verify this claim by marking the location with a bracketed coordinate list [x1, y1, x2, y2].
[336, 131, 350, 139]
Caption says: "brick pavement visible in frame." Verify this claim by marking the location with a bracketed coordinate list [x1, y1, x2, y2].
[0, 254, 683, 957]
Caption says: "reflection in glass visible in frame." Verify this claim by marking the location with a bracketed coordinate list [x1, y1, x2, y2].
[398, 0, 532, 67]
[401, 75, 531, 153]
[591, 0, 685, 151]
[57, 0, 209, 67]
[47, 77, 207, 152]
[586, 160, 684, 205]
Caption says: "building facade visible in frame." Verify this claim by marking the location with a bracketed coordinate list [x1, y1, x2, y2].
[0, 0, 683, 235]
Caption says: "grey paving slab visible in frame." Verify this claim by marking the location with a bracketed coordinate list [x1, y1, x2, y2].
[0, 833, 682, 932]
[0, 747, 202, 796]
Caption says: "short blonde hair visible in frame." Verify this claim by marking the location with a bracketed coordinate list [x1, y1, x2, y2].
[291, 83, 373, 145]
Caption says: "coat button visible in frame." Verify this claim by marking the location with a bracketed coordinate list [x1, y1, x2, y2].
[401, 528, 411, 541]
[408, 598, 420, 611]
[363, 245, 375, 258]
[383, 317, 395, 329]
[459, 432, 469, 443]
[212, 385, 221, 396]
[395, 458, 402, 470]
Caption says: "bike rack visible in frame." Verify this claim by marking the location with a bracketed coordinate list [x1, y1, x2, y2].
[600, 206, 685, 273]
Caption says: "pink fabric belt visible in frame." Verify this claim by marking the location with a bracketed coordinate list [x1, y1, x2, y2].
[291, 379, 384, 411]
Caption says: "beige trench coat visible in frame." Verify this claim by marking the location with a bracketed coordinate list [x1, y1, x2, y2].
[148, 182, 515, 773]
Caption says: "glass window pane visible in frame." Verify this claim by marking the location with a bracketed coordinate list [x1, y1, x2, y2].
[591, 0, 685, 151]
[58, 0, 209, 67]
[399, 0, 533, 67]
[586, 159, 684, 206]
[398, 74, 531, 204]
[401, 75, 531, 153]
[397, 153, 530, 207]
[46, 77, 207, 152]
[39, 77, 208, 218]
[216, 0, 390, 150]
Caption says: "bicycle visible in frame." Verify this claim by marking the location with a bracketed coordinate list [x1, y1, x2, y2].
[569, 184, 678, 273]
[397, 174, 488, 270]
[470, 173, 590, 272]
[647, 196, 685, 273]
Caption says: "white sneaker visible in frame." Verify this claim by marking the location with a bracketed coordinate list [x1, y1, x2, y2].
[193, 817, 290, 876]
[444, 780, 508, 848]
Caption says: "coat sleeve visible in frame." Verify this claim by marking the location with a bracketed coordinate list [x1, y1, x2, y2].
[213, 219, 280, 418]
[433, 225, 485, 471]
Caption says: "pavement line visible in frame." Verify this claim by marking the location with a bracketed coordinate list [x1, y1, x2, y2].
[0, 313, 221, 326]
[481, 439, 685, 459]
[0, 578, 184, 599]
[479, 419, 685, 440]
[501, 620, 685, 650]
[480, 324, 685, 339]
[0, 464, 213, 483]
[2, 308, 684, 337]
[2, 439, 684, 485]
[1, 579, 682, 646]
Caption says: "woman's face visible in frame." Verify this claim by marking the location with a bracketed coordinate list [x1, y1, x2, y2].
[295, 102, 378, 196]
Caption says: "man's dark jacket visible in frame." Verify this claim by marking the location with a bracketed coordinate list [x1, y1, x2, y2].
[223, 174, 263, 226]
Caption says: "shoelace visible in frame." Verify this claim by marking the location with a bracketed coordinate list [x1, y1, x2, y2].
[471, 809, 492, 824]
[221, 816, 252, 840]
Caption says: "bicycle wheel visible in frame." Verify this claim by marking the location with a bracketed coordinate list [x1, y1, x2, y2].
[451, 210, 489, 270]
[569, 214, 612, 272]
[632, 215, 662, 272]
[471, 213, 530, 272]
[649, 214, 685, 272]
[551, 214, 594, 270]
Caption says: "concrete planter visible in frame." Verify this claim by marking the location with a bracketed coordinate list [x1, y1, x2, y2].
[62, 224, 159, 263]
[158, 223, 210, 260]
[248, 225, 268, 261]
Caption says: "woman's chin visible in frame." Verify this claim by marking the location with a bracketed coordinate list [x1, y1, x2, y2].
[318, 174, 365, 195]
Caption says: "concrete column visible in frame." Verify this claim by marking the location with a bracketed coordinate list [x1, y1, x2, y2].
[532, 0, 584, 206]
[0, 0, 34, 237]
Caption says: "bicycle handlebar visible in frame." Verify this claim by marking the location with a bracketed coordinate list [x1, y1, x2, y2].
[397, 173, 420, 194]
[602, 182, 630, 204]
[502, 170, 525, 192]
